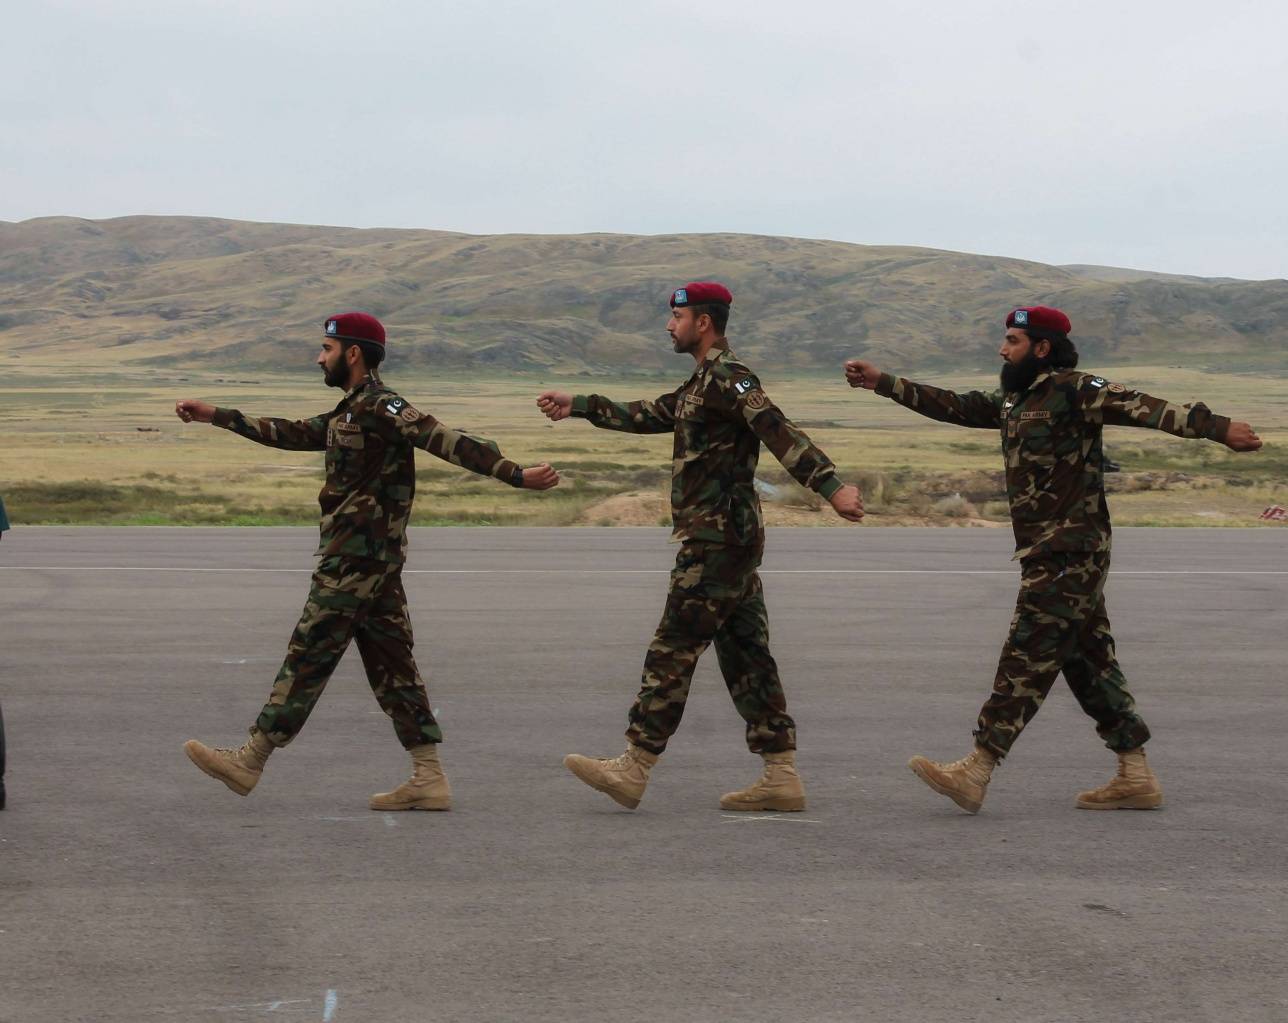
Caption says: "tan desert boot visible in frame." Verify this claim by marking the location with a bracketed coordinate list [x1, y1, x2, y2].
[184, 731, 274, 796]
[908, 745, 997, 814]
[370, 743, 452, 811]
[563, 745, 658, 809]
[720, 751, 806, 812]
[1076, 748, 1163, 810]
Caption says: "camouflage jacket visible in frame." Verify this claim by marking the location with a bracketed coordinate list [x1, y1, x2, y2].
[213, 373, 522, 564]
[572, 343, 843, 546]
[875, 368, 1231, 559]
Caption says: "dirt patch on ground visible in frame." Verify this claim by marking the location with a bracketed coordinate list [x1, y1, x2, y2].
[577, 490, 670, 526]
[576, 490, 1009, 529]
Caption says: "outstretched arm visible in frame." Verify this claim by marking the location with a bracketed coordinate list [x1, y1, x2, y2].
[175, 399, 328, 450]
[380, 398, 558, 489]
[845, 359, 1002, 429]
[721, 373, 863, 522]
[538, 389, 679, 434]
[1079, 378, 1262, 451]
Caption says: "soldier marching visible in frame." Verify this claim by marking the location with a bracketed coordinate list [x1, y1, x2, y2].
[537, 281, 864, 811]
[845, 305, 1263, 813]
[175, 311, 559, 809]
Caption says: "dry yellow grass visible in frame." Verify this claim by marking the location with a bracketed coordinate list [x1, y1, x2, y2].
[1, 358, 1283, 528]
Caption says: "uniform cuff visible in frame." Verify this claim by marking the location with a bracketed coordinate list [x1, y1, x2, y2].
[211, 408, 236, 429]
[1206, 415, 1231, 444]
[875, 373, 898, 398]
[570, 395, 590, 418]
[817, 476, 844, 501]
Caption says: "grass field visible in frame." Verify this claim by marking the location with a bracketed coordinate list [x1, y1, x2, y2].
[1, 359, 1283, 529]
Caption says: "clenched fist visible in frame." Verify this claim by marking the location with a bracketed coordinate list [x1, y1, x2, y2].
[521, 463, 561, 490]
[175, 399, 216, 424]
[829, 484, 864, 522]
[536, 391, 573, 421]
[1225, 421, 1263, 452]
[843, 360, 881, 390]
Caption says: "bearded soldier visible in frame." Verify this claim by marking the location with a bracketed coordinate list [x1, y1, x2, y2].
[538, 282, 865, 812]
[845, 306, 1262, 813]
[175, 312, 559, 808]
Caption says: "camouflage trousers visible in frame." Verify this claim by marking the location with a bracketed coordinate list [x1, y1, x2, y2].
[626, 542, 796, 756]
[974, 550, 1150, 759]
[253, 556, 441, 750]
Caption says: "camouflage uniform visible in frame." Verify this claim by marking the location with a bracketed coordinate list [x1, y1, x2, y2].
[213, 372, 523, 748]
[573, 342, 844, 755]
[876, 368, 1232, 758]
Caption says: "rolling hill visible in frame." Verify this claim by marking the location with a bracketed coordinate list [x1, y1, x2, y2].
[2, 215, 1285, 374]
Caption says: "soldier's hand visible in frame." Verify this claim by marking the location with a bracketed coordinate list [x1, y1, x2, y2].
[829, 484, 865, 522]
[175, 399, 216, 424]
[844, 359, 881, 390]
[536, 391, 573, 421]
[521, 462, 560, 490]
[1225, 421, 1263, 452]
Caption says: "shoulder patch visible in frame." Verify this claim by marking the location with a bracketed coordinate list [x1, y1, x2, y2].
[734, 378, 756, 396]
[1106, 382, 1127, 393]
[744, 390, 768, 411]
[381, 395, 422, 422]
[1088, 377, 1106, 388]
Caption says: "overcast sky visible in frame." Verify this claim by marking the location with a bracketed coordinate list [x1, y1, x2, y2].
[4, 0, 1286, 279]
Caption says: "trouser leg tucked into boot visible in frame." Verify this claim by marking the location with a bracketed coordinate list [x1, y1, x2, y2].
[370, 743, 452, 811]
[184, 730, 274, 796]
[908, 745, 996, 814]
[719, 751, 806, 812]
[563, 745, 657, 810]
[1075, 747, 1162, 810]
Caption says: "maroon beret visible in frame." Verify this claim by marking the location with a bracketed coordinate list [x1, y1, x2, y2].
[1006, 306, 1072, 335]
[670, 281, 733, 307]
[324, 311, 386, 347]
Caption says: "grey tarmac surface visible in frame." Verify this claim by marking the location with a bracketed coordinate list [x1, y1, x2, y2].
[1, 526, 1285, 1023]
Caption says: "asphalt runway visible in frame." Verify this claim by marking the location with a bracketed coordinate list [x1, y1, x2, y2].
[1, 526, 1285, 1023]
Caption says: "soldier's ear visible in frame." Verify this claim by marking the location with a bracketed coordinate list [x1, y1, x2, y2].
[1033, 338, 1052, 360]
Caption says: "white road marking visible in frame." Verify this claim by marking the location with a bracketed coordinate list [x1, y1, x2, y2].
[195, 998, 311, 1013]
[720, 814, 822, 823]
[323, 989, 338, 1021]
[383, 814, 398, 828]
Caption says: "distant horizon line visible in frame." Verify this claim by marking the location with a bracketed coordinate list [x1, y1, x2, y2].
[2, 211, 1277, 285]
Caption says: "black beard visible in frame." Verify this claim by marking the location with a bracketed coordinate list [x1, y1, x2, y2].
[1000, 351, 1047, 393]
[323, 364, 348, 389]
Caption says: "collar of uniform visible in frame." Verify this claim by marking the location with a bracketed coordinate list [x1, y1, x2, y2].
[701, 340, 731, 365]
[347, 372, 382, 400]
